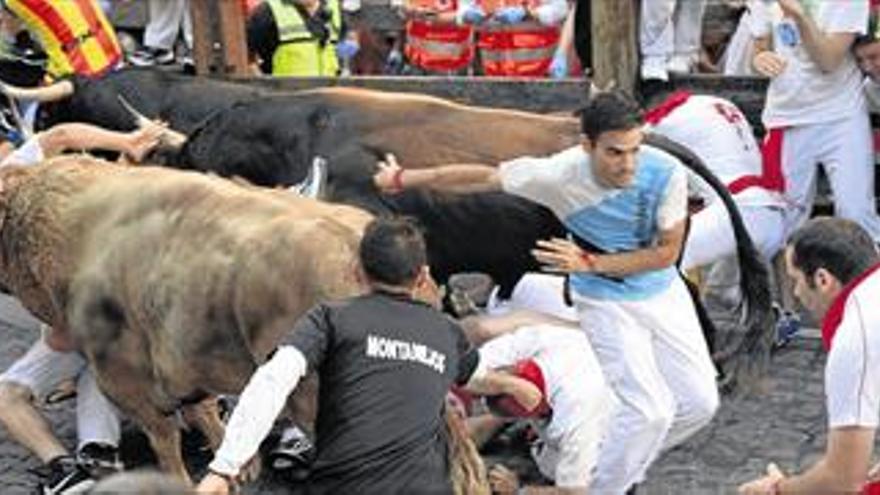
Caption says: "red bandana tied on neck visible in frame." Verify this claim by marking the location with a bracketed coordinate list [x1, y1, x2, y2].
[820, 263, 880, 351]
[644, 90, 692, 125]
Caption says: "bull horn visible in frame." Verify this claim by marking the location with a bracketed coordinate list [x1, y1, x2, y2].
[0, 80, 74, 102]
[117, 95, 188, 149]
[117, 95, 155, 129]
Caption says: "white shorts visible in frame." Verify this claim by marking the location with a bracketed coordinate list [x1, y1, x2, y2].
[0, 331, 87, 401]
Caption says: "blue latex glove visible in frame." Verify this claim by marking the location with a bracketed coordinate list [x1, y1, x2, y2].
[461, 6, 486, 25]
[385, 49, 403, 74]
[336, 39, 360, 60]
[549, 52, 567, 79]
[494, 5, 526, 24]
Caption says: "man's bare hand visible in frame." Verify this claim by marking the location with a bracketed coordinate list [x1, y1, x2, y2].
[738, 463, 786, 495]
[488, 464, 520, 495]
[532, 238, 595, 274]
[126, 120, 167, 163]
[753, 51, 788, 78]
[374, 153, 404, 193]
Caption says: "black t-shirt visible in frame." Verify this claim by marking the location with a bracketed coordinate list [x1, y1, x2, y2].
[282, 291, 479, 495]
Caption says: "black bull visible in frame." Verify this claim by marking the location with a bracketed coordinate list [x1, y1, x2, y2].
[158, 90, 772, 377]
[4, 73, 772, 375]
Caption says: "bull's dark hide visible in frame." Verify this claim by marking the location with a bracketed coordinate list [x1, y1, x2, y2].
[166, 90, 579, 297]
[38, 67, 271, 134]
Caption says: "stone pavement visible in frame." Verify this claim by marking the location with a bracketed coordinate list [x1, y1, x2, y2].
[0, 294, 875, 494]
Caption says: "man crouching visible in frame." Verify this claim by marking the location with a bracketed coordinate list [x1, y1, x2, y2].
[197, 217, 541, 494]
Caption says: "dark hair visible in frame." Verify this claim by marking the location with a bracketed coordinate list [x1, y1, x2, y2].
[359, 216, 428, 286]
[854, 12, 879, 49]
[788, 217, 879, 287]
[578, 89, 644, 141]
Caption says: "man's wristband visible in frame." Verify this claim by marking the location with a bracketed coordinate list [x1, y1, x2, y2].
[579, 250, 596, 270]
[392, 168, 406, 192]
[771, 477, 784, 495]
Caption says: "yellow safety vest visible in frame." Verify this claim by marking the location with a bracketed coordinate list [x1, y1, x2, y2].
[267, 0, 341, 77]
[6, 0, 121, 78]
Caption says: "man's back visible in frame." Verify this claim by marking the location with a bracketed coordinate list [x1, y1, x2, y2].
[285, 292, 474, 494]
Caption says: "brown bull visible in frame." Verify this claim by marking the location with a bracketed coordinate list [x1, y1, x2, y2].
[0, 157, 373, 481]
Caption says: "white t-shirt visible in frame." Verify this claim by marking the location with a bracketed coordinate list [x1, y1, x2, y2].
[478, 324, 615, 487]
[825, 270, 880, 429]
[647, 94, 785, 208]
[749, 0, 868, 127]
[0, 134, 44, 168]
[499, 145, 688, 233]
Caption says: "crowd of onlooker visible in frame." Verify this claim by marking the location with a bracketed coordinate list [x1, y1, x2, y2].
[0, 0, 760, 80]
[5, 1, 880, 495]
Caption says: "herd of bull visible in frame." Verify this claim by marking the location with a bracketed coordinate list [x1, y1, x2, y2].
[0, 67, 772, 484]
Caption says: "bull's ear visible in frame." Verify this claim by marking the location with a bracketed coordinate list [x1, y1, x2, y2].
[308, 108, 333, 131]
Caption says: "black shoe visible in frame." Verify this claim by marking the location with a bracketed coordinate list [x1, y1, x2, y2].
[268, 426, 316, 471]
[77, 442, 123, 479]
[129, 47, 175, 67]
[38, 456, 96, 495]
[771, 304, 801, 352]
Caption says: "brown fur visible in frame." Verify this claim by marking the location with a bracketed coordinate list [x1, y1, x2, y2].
[0, 156, 372, 481]
[296, 87, 582, 167]
[0, 157, 491, 488]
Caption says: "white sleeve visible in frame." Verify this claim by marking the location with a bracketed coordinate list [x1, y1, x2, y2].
[498, 146, 580, 208]
[655, 165, 687, 231]
[820, 0, 868, 34]
[478, 330, 533, 370]
[533, 0, 568, 26]
[209, 346, 308, 476]
[825, 293, 880, 429]
[747, 0, 771, 38]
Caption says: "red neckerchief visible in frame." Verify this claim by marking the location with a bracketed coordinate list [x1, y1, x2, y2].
[488, 358, 551, 418]
[644, 90, 692, 125]
[821, 263, 880, 351]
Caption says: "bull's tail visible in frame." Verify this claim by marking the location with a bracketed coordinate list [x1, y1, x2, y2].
[645, 133, 774, 394]
[445, 406, 490, 495]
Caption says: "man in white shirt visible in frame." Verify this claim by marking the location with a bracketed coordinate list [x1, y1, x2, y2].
[459, 272, 615, 494]
[749, 0, 880, 242]
[739, 217, 880, 494]
[374, 90, 719, 494]
[645, 91, 787, 269]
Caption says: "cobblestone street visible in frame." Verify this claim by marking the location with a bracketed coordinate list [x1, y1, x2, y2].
[0, 295, 875, 494]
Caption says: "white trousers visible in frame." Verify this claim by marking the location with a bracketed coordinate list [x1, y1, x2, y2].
[144, 0, 193, 50]
[576, 277, 719, 494]
[0, 334, 121, 449]
[640, 0, 707, 59]
[680, 202, 786, 270]
[779, 112, 880, 242]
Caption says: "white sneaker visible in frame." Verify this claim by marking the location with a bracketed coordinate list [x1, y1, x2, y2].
[640, 56, 668, 81]
[667, 53, 695, 74]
